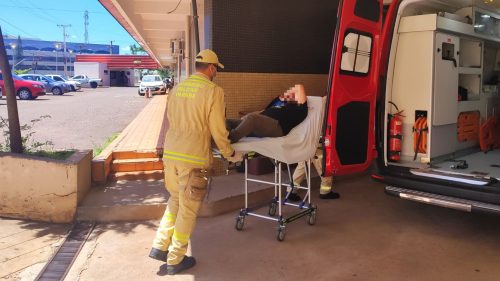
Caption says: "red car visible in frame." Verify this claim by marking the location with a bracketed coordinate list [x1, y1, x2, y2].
[0, 71, 46, 100]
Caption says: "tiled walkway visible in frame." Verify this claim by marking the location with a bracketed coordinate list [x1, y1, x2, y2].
[112, 95, 168, 155]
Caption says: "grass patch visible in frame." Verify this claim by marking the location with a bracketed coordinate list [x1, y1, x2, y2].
[27, 150, 75, 160]
[94, 133, 120, 157]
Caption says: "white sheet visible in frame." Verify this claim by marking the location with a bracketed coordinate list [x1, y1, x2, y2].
[233, 96, 326, 164]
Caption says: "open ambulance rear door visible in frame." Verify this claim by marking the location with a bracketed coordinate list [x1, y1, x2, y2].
[323, 0, 397, 176]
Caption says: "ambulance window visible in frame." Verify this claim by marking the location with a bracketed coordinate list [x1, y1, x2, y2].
[340, 31, 372, 75]
[355, 0, 380, 22]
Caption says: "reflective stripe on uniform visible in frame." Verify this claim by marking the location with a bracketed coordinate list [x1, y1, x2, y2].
[163, 212, 175, 223]
[320, 184, 331, 193]
[173, 230, 190, 243]
[164, 150, 206, 165]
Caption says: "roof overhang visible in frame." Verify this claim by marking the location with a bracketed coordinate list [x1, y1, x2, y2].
[99, 0, 196, 68]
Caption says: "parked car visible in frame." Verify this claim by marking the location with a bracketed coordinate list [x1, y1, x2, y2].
[19, 74, 70, 95]
[0, 71, 46, 100]
[71, 75, 103, 88]
[138, 75, 167, 96]
[45, 74, 82, 92]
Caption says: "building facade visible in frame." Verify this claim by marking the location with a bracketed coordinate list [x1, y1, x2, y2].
[3, 35, 119, 77]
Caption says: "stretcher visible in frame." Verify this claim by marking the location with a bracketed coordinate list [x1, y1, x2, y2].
[231, 96, 326, 241]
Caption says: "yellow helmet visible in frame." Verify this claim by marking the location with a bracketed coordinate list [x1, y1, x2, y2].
[195, 49, 224, 69]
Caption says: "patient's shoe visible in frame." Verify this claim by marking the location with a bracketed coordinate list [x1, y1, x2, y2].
[319, 191, 340, 200]
[166, 256, 196, 275]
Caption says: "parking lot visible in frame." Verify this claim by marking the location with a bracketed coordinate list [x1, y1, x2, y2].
[0, 87, 149, 151]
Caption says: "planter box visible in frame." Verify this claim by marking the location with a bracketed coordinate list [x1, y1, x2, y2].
[0, 150, 92, 223]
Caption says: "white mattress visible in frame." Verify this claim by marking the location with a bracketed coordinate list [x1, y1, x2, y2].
[233, 96, 326, 164]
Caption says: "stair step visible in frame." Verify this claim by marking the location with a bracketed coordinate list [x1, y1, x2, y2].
[112, 151, 159, 160]
[113, 158, 161, 164]
[111, 158, 163, 172]
[110, 170, 164, 181]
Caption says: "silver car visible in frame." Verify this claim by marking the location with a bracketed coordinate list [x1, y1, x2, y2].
[19, 74, 71, 95]
[45, 74, 82, 92]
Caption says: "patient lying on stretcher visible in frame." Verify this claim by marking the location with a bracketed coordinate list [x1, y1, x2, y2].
[226, 84, 308, 143]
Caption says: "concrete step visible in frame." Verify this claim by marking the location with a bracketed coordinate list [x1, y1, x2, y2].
[109, 170, 164, 181]
[111, 158, 163, 172]
[77, 172, 289, 222]
[112, 151, 159, 160]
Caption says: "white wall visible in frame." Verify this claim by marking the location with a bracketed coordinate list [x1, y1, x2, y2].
[74, 62, 110, 86]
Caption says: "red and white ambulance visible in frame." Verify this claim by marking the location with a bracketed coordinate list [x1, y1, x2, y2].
[324, 0, 500, 214]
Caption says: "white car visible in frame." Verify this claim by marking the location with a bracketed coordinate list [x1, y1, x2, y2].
[46, 74, 82, 92]
[138, 75, 167, 96]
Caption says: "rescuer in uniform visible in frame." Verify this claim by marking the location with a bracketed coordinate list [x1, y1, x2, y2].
[149, 49, 243, 275]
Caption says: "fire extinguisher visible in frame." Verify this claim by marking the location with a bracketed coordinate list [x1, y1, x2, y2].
[388, 102, 404, 162]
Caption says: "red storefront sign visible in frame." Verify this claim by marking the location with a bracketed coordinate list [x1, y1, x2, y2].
[75, 55, 161, 69]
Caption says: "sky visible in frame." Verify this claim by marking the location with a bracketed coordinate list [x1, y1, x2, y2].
[0, 0, 138, 54]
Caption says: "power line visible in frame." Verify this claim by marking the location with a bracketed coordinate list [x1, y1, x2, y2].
[0, 4, 104, 14]
[0, 17, 38, 38]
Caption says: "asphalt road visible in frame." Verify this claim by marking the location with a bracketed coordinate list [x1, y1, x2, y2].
[0, 87, 149, 151]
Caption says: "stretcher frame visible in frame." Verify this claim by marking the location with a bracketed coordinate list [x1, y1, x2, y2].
[235, 155, 317, 242]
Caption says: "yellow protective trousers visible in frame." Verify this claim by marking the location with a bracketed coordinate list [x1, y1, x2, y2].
[292, 148, 332, 194]
[152, 161, 208, 265]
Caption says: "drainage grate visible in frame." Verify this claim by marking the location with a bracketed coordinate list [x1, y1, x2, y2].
[35, 222, 95, 281]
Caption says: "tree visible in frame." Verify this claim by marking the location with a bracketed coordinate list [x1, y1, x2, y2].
[129, 43, 145, 55]
[0, 27, 23, 153]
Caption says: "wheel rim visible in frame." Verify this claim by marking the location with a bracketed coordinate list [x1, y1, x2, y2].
[19, 90, 31, 99]
[53, 87, 61, 95]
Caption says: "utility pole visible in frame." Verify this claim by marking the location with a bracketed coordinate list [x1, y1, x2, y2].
[84, 10, 89, 44]
[109, 40, 114, 54]
[0, 26, 23, 153]
[191, 0, 200, 54]
[57, 24, 71, 77]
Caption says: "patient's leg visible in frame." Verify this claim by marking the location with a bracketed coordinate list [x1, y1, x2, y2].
[226, 119, 242, 131]
[229, 113, 283, 143]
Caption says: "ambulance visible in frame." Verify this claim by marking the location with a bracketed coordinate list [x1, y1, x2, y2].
[324, 0, 500, 213]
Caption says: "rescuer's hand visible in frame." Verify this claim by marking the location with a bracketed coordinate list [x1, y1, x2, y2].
[226, 151, 244, 163]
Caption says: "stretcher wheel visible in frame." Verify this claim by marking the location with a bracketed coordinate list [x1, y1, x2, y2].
[235, 216, 245, 231]
[268, 202, 277, 216]
[277, 227, 286, 242]
[307, 211, 317, 226]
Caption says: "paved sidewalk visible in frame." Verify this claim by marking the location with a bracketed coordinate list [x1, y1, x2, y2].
[0, 219, 71, 280]
[64, 174, 500, 281]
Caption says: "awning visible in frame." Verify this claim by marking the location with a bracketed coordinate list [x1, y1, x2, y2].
[98, 0, 198, 68]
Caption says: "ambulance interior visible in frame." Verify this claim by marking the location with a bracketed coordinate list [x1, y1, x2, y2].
[385, 0, 500, 181]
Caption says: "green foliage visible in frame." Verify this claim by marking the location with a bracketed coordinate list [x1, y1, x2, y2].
[0, 115, 74, 160]
[13, 68, 32, 75]
[129, 43, 146, 55]
[93, 133, 119, 157]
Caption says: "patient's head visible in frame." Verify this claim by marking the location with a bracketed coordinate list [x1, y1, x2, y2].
[279, 84, 306, 104]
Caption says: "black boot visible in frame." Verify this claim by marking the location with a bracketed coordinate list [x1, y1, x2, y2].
[166, 256, 196, 275]
[319, 191, 340, 199]
[149, 248, 168, 262]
